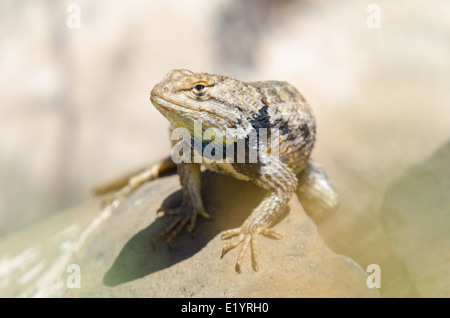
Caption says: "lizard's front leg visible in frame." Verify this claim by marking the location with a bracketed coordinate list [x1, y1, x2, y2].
[152, 162, 210, 248]
[221, 163, 298, 273]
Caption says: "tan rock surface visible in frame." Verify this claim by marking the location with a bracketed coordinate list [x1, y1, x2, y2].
[0, 171, 378, 297]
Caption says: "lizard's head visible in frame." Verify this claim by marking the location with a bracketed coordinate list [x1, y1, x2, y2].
[150, 69, 259, 138]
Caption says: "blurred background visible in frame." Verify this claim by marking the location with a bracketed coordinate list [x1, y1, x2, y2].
[0, 0, 449, 296]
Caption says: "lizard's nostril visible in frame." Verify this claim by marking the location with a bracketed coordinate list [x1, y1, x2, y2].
[151, 84, 169, 98]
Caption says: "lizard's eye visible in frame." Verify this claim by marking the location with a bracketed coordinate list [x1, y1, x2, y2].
[194, 84, 205, 91]
[191, 83, 209, 98]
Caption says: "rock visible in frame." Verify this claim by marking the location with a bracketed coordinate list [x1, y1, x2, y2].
[380, 140, 450, 297]
[0, 171, 378, 297]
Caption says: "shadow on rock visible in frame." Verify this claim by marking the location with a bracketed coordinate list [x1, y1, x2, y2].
[103, 171, 268, 287]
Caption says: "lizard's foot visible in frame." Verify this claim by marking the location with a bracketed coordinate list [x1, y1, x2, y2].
[152, 202, 210, 249]
[221, 225, 282, 273]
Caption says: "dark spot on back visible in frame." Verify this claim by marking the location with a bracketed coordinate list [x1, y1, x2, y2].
[250, 105, 271, 130]
[299, 122, 310, 140]
[274, 118, 290, 136]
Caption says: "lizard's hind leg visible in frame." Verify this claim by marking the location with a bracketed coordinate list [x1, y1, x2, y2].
[296, 159, 339, 223]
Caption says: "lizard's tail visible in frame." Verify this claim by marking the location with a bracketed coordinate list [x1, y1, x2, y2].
[93, 167, 147, 195]
[93, 156, 177, 196]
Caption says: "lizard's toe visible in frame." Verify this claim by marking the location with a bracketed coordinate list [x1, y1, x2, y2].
[220, 225, 282, 273]
[153, 203, 210, 248]
[156, 205, 180, 216]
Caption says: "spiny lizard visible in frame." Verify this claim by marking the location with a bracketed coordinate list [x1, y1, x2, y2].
[99, 69, 339, 273]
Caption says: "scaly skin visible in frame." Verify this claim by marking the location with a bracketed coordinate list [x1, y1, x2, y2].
[98, 69, 339, 273]
[147, 69, 339, 273]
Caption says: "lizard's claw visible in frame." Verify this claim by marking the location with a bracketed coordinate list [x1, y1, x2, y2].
[152, 203, 210, 249]
[220, 225, 282, 273]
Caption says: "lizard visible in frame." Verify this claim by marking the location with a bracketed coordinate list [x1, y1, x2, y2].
[98, 69, 339, 273]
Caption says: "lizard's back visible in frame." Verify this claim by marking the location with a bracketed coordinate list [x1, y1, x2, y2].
[247, 80, 316, 175]
[99, 69, 339, 273]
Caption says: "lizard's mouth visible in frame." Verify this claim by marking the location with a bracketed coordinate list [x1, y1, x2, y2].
[150, 94, 229, 122]
[150, 94, 193, 112]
